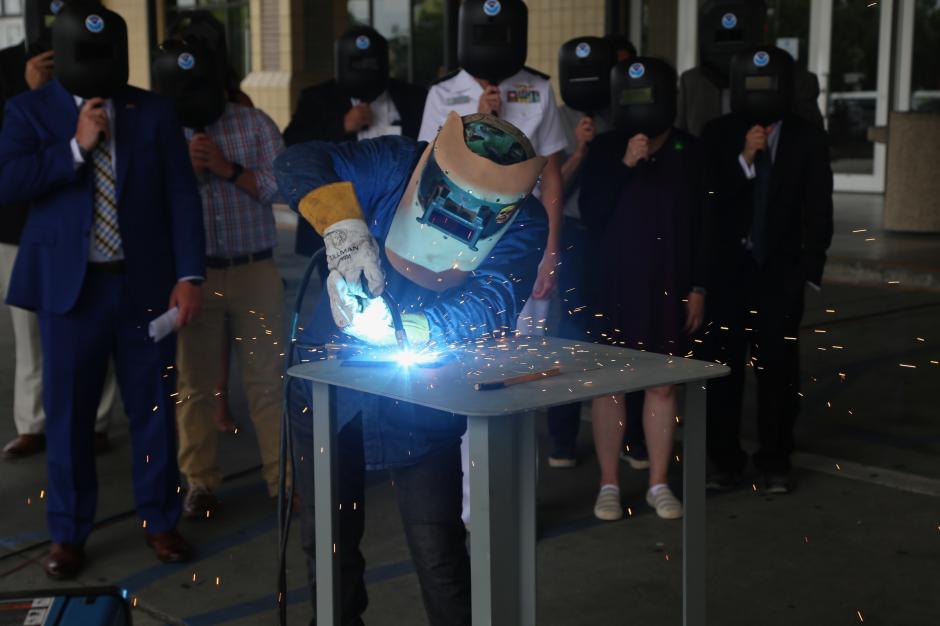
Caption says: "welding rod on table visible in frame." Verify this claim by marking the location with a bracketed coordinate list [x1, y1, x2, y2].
[474, 366, 562, 391]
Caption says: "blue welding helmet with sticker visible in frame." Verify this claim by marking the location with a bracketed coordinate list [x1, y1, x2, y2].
[385, 112, 546, 292]
[611, 57, 677, 137]
[335, 25, 389, 102]
[152, 39, 226, 130]
[52, 0, 127, 99]
[24, 0, 69, 57]
[699, 0, 767, 87]
[458, 0, 527, 84]
[730, 45, 794, 126]
[558, 36, 616, 114]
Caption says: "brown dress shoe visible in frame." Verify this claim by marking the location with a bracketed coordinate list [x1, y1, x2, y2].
[146, 529, 192, 563]
[93, 432, 112, 456]
[2, 434, 45, 459]
[43, 543, 84, 579]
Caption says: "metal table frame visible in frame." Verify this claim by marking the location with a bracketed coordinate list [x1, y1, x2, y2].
[291, 339, 726, 626]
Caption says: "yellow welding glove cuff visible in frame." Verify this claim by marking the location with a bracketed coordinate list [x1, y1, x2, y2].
[402, 312, 431, 345]
[298, 181, 364, 236]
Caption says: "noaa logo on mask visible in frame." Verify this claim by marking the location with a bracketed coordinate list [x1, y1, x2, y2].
[628, 62, 645, 79]
[177, 53, 196, 71]
[721, 12, 738, 29]
[50, 0, 64, 15]
[575, 42, 591, 59]
[355, 35, 370, 50]
[753, 50, 770, 67]
[85, 14, 105, 34]
[483, 0, 502, 17]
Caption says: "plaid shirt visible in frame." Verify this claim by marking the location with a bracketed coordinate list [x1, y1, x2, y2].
[185, 103, 284, 257]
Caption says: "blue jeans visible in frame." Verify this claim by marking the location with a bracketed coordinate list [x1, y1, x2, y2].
[289, 378, 470, 626]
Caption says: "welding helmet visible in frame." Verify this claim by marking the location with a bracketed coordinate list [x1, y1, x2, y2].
[152, 39, 226, 130]
[335, 26, 389, 102]
[611, 57, 677, 137]
[386, 112, 547, 292]
[458, 0, 527, 84]
[698, 0, 766, 87]
[730, 46, 794, 126]
[168, 10, 228, 62]
[558, 36, 615, 114]
[25, 0, 69, 57]
[52, 0, 127, 99]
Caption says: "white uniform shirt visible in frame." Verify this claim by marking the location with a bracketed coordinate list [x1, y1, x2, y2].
[352, 90, 403, 140]
[419, 68, 567, 159]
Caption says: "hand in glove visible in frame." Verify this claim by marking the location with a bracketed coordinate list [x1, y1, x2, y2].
[343, 297, 430, 348]
[323, 218, 385, 327]
[296, 180, 385, 328]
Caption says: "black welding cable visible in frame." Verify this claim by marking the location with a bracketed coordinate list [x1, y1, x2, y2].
[277, 247, 325, 626]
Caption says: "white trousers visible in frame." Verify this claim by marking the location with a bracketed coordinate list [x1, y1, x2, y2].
[460, 296, 551, 524]
[0, 243, 115, 435]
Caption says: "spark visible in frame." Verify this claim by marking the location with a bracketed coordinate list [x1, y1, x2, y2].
[899, 363, 916, 369]
[857, 609, 865, 622]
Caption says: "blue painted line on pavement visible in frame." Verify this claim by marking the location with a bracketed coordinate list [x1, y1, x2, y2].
[182, 559, 416, 625]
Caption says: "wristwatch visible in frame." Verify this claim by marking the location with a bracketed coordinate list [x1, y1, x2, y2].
[226, 162, 244, 183]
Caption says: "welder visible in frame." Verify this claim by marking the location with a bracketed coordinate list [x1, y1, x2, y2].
[274, 112, 547, 626]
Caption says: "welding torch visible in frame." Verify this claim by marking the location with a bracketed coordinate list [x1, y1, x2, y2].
[357, 275, 409, 352]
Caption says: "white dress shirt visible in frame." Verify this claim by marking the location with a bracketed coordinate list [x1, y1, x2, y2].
[352, 90, 402, 140]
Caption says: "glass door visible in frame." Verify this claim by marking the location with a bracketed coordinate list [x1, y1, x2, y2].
[808, 0, 893, 193]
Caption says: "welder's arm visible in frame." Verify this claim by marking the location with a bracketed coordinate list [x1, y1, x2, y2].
[532, 152, 563, 299]
[420, 201, 549, 346]
[274, 137, 417, 326]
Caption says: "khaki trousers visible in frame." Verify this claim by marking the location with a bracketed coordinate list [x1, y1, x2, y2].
[0, 243, 114, 435]
[176, 258, 285, 496]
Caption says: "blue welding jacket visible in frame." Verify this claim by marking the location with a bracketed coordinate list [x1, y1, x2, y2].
[275, 136, 547, 469]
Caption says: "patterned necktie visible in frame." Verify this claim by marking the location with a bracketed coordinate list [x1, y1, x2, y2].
[91, 139, 122, 259]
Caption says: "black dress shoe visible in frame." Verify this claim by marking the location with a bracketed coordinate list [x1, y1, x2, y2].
[44, 543, 84, 579]
[2, 434, 45, 459]
[146, 529, 192, 563]
[183, 486, 218, 519]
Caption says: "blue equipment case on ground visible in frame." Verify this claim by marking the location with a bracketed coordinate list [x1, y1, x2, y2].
[0, 586, 131, 625]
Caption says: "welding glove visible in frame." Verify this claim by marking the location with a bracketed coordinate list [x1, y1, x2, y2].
[298, 181, 385, 327]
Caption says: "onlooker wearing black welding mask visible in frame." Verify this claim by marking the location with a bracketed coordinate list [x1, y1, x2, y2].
[283, 25, 427, 259]
[701, 46, 833, 494]
[677, 0, 823, 137]
[581, 58, 711, 521]
[1, 0, 118, 460]
[548, 34, 648, 469]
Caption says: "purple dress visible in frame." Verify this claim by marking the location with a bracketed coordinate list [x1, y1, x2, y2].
[579, 128, 709, 357]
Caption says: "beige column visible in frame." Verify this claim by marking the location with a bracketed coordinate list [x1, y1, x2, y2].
[523, 0, 606, 99]
[102, 0, 152, 90]
[241, 0, 348, 130]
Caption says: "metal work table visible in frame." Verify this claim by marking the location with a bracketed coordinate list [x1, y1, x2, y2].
[287, 336, 729, 626]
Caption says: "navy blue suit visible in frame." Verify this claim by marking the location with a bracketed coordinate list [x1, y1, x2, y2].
[0, 80, 205, 544]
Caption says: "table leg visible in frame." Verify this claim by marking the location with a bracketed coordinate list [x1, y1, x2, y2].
[468, 413, 538, 626]
[312, 382, 340, 626]
[683, 382, 707, 626]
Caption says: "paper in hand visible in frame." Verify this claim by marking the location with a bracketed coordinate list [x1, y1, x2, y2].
[149, 307, 179, 343]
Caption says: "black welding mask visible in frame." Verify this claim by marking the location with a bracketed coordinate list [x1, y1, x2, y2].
[335, 26, 389, 102]
[25, 0, 69, 57]
[730, 46, 794, 126]
[52, 1, 127, 99]
[558, 37, 615, 114]
[152, 40, 226, 130]
[698, 0, 766, 87]
[458, 0, 527, 84]
[611, 57, 677, 137]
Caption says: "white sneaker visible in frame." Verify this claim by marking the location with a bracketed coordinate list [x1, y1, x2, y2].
[646, 486, 683, 520]
[593, 486, 623, 521]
